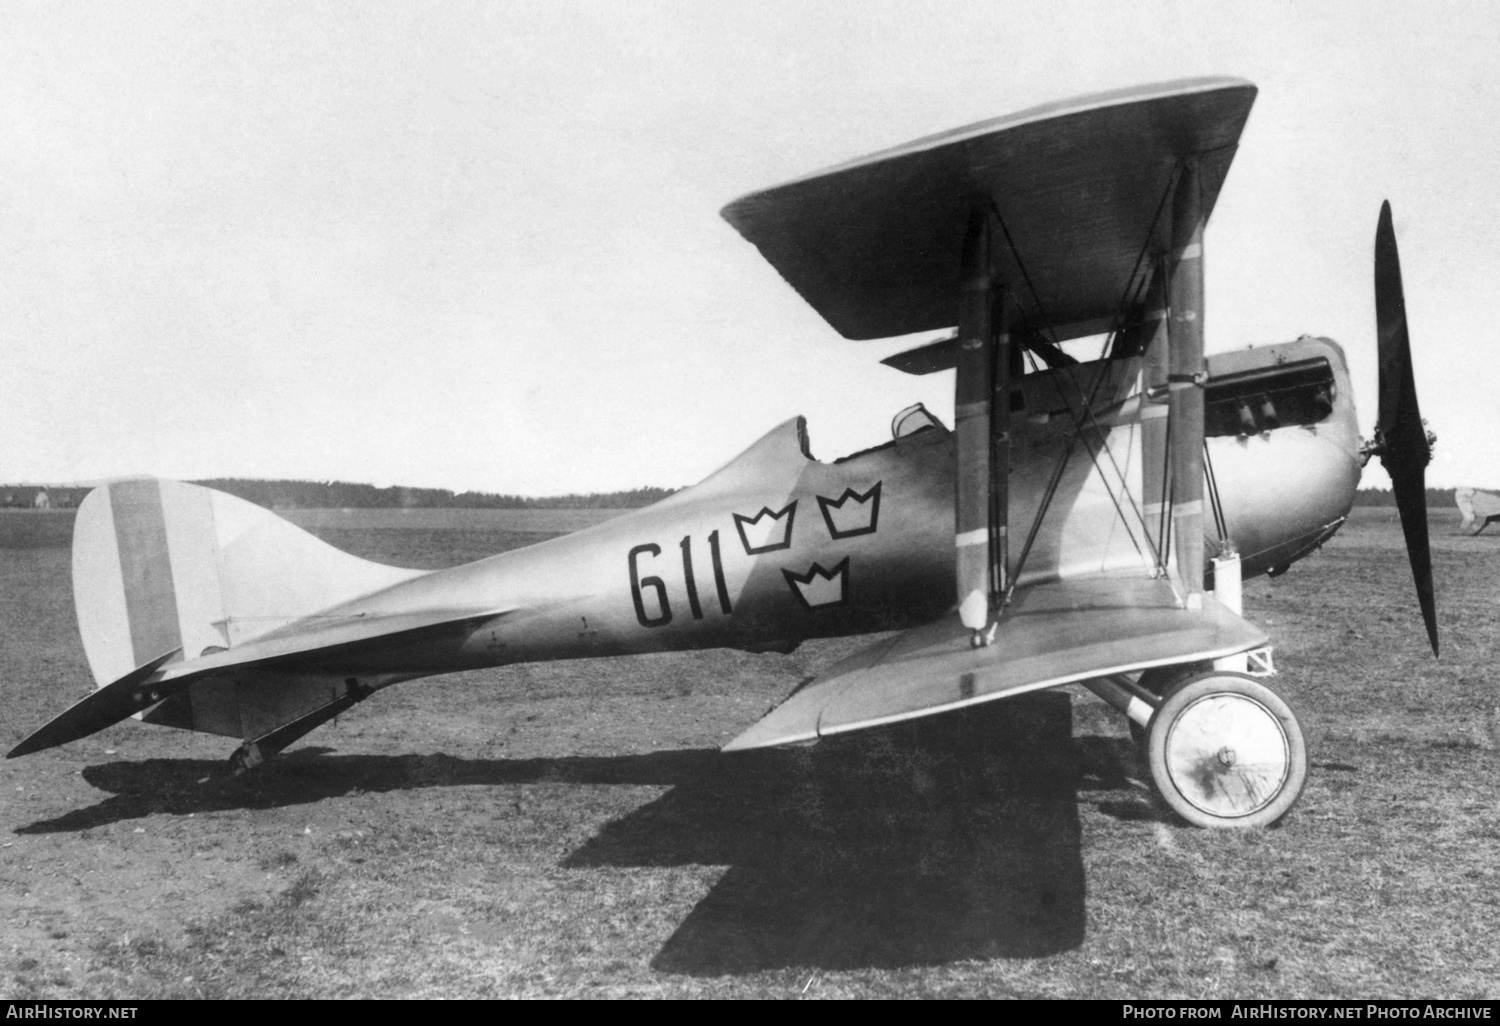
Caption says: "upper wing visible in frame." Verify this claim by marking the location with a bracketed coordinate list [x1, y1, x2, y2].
[721, 78, 1255, 343]
[723, 574, 1266, 751]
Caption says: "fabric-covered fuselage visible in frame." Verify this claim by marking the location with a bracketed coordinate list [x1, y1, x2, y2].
[304, 335, 1361, 677]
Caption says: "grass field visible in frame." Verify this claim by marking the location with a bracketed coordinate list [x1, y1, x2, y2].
[1, 506, 1496, 998]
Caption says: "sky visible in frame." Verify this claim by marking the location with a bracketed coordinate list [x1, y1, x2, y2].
[2, 0, 1497, 495]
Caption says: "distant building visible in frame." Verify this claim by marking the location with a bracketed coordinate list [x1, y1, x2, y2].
[33, 488, 50, 510]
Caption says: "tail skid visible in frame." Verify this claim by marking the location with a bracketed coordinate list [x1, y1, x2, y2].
[224, 676, 378, 775]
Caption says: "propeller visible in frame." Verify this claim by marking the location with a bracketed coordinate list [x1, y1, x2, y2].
[1373, 200, 1439, 656]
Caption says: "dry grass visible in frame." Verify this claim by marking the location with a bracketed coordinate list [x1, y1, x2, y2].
[1, 506, 1496, 998]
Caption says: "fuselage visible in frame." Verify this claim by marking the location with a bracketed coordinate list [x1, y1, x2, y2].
[302, 336, 1362, 681]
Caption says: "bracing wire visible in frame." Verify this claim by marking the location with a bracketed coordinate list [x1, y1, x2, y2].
[1203, 439, 1230, 546]
[990, 171, 1181, 601]
[1156, 382, 1174, 575]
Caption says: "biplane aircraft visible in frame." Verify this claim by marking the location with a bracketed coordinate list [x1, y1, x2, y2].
[10, 78, 1439, 828]
[1456, 487, 1500, 535]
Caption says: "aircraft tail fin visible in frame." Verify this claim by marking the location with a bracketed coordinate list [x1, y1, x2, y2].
[72, 478, 425, 689]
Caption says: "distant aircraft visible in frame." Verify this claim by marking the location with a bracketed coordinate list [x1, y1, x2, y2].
[1456, 487, 1500, 534]
[9, 79, 1439, 829]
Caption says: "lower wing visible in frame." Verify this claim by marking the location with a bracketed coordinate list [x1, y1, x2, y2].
[723, 574, 1266, 751]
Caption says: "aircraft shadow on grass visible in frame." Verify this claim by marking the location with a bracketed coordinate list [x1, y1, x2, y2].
[16, 693, 1157, 973]
[579, 693, 1107, 973]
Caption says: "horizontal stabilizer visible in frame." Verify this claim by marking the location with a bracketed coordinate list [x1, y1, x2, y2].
[723, 576, 1266, 751]
[8, 607, 509, 758]
[7, 649, 182, 758]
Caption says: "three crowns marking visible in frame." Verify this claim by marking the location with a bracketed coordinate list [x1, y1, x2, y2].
[734, 501, 796, 555]
[735, 481, 880, 610]
[782, 558, 849, 610]
[816, 482, 881, 540]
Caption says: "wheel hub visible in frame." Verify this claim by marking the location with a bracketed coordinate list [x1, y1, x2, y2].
[1164, 693, 1290, 819]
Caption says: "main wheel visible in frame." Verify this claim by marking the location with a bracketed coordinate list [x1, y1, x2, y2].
[1145, 672, 1307, 828]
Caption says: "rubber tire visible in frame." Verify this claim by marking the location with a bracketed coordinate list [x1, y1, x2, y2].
[1145, 671, 1307, 828]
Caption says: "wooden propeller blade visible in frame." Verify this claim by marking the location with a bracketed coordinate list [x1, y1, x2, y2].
[1375, 200, 1438, 656]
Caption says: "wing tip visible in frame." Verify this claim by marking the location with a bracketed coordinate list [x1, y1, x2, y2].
[721, 726, 819, 753]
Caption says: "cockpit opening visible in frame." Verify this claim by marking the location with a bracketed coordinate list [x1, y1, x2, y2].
[822, 404, 950, 466]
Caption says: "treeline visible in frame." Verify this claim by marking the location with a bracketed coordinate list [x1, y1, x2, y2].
[1353, 487, 1459, 508]
[0, 479, 678, 510]
[189, 479, 678, 510]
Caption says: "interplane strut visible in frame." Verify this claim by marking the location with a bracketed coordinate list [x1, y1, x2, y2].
[954, 202, 1011, 641]
[1167, 158, 1208, 608]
